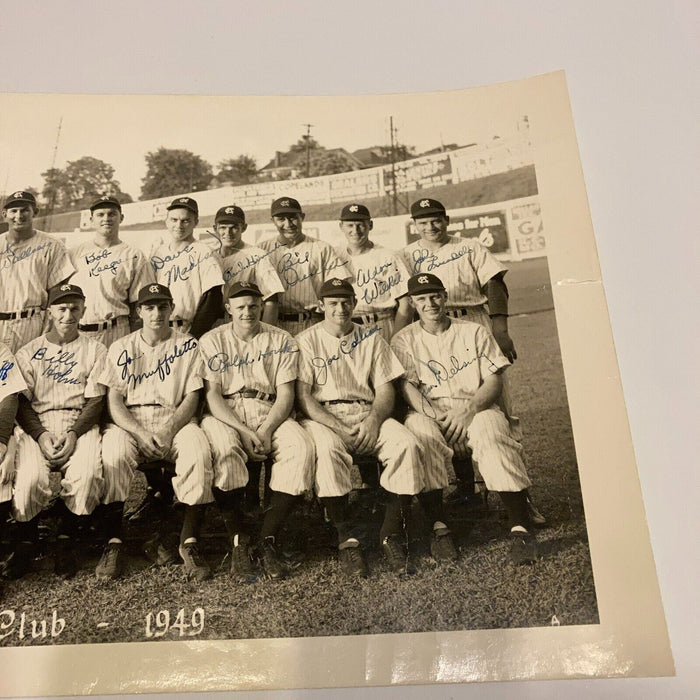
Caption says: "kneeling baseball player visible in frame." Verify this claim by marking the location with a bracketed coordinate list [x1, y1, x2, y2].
[199, 281, 314, 581]
[7, 284, 106, 579]
[295, 278, 438, 577]
[391, 273, 538, 565]
[98, 284, 214, 581]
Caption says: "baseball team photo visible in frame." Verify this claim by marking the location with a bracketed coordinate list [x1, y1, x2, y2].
[0, 90, 598, 646]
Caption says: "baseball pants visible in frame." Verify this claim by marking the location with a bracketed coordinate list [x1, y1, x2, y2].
[0, 313, 45, 354]
[80, 316, 131, 348]
[301, 402, 423, 498]
[12, 409, 103, 522]
[404, 402, 531, 493]
[101, 405, 213, 506]
[0, 435, 18, 504]
[200, 396, 313, 495]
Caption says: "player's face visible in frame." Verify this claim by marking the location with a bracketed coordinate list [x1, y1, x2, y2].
[137, 301, 173, 330]
[413, 215, 450, 244]
[410, 291, 448, 322]
[91, 206, 123, 236]
[272, 213, 304, 245]
[340, 219, 373, 248]
[215, 222, 247, 249]
[48, 299, 85, 335]
[165, 208, 198, 242]
[320, 296, 356, 329]
[2, 204, 35, 235]
[226, 295, 263, 329]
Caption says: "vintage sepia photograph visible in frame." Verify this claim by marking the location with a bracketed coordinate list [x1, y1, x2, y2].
[0, 70, 674, 695]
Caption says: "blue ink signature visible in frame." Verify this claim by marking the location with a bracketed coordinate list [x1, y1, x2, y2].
[277, 252, 348, 289]
[207, 339, 297, 373]
[310, 325, 379, 385]
[117, 338, 197, 386]
[1, 240, 52, 271]
[410, 245, 471, 274]
[0, 361, 14, 384]
[30, 347, 81, 386]
[151, 246, 218, 287]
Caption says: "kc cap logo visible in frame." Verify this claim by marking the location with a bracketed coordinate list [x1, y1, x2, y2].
[407, 272, 445, 295]
[417, 275, 429, 284]
[60, 284, 72, 291]
[225, 207, 234, 214]
[349, 205, 358, 212]
[280, 200, 289, 207]
[420, 200, 430, 208]
[149, 285, 160, 293]
[332, 279, 343, 286]
[13, 192, 23, 199]
[179, 198, 188, 203]
[101, 196, 110, 201]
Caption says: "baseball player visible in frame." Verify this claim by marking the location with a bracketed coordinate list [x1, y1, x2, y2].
[296, 278, 444, 577]
[0, 190, 75, 353]
[211, 205, 284, 326]
[391, 273, 537, 565]
[258, 197, 351, 336]
[7, 283, 106, 580]
[69, 196, 155, 347]
[198, 281, 314, 581]
[98, 283, 214, 581]
[149, 197, 224, 338]
[336, 203, 413, 341]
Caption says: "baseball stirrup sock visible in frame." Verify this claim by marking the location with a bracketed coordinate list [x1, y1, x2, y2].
[418, 490, 446, 529]
[212, 487, 246, 538]
[497, 490, 529, 530]
[260, 492, 299, 539]
[180, 504, 207, 544]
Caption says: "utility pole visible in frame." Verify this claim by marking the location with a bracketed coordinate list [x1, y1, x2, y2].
[388, 116, 399, 216]
[46, 116, 63, 230]
[302, 123, 314, 177]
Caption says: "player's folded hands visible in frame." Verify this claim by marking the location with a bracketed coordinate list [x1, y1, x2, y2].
[439, 407, 475, 445]
[136, 431, 165, 461]
[355, 416, 380, 455]
[241, 428, 266, 462]
[48, 431, 78, 469]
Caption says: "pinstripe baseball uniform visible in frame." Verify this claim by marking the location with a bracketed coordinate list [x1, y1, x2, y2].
[221, 245, 285, 300]
[401, 235, 504, 326]
[296, 323, 422, 497]
[336, 243, 411, 341]
[12, 334, 106, 521]
[391, 319, 530, 492]
[69, 240, 155, 346]
[0, 231, 75, 352]
[199, 322, 313, 495]
[99, 329, 213, 506]
[0, 342, 26, 505]
[258, 236, 351, 335]
[149, 239, 223, 332]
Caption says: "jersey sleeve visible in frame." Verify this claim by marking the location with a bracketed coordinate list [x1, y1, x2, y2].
[47, 239, 76, 287]
[128, 249, 157, 302]
[474, 324, 511, 376]
[182, 337, 205, 394]
[198, 248, 224, 294]
[273, 333, 299, 386]
[0, 343, 28, 402]
[294, 333, 316, 386]
[368, 334, 405, 387]
[469, 239, 507, 287]
[320, 242, 352, 282]
[390, 331, 420, 386]
[14, 346, 36, 401]
[85, 341, 108, 399]
[254, 254, 285, 299]
[196, 331, 223, 385]
[99, 342, 129, 396]
[390, 252, 411, 299]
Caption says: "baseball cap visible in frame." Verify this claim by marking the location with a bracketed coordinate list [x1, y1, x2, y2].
[48, 283, 86, 306]
[271, 197, 303, 217]
[137, 283, 173, 305]
[226, 281, 263, 299]
[215, 205, 246, 224]
[340, 203, 371, 221]
[166, 196, 199, 216]
[406, 273, 446, 295]
[3, 190, 37, 210]
[318, 278, 356, 299]
[410, 198, 447, 218]
[89, 195, 122, 212]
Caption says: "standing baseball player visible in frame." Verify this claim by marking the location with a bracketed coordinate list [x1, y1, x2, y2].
[258, 197, 351, 336]
[336, 203, 413, 341]
[0, 190, 75, 353]
[198, 281, 314, 581]
[150, 197, 224, 338]
[98, 283, 214, 581]
[6, 283, 106, 579]
[296, 278, 439, 577]
[391, 273, 537, 565]
[69, 196, 155, 347]
[211, 205, 284, 326]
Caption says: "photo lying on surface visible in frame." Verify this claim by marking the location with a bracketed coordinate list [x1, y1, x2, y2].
[0, 91, 596, 648]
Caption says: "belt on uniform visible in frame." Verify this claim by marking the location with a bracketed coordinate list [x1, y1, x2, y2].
[226, 389, 277, 403]
[278, 310, 321, 322]
[0, 307, 41, 321]
[447, 305, 485, 318]
[169, 319, 189, 328]
[79, 317, 122, 332]
[351, 311, 393, 324]
[320, 399, 371, 407]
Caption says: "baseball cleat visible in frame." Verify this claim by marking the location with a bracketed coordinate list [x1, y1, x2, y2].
[526, 493, 548, 527]
[230, 534, 258, 583]
[179, 541, 212, 582]
[381, 536, 415, 576]
[509, 529, 538, 565]
[143, 533, 179, 566]
[257, 537, 286, 581]
[126, 489, 170, 522]
[430, 527, 459, 562]
[96, 542, 125, 580]
[54, 539, 78, 580]
[338, 540, 368, 578]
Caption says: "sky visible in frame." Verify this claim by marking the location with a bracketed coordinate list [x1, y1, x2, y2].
[0, 90, 525, 200]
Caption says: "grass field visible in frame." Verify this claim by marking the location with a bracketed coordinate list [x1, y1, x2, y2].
[0, 257, 598, 646]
